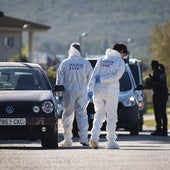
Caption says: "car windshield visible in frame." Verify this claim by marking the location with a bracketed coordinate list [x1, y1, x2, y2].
[0, 67, 51, 90]
[119, 72, 132, 91]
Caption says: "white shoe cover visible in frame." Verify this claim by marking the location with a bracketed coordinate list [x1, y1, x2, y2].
[90, 139, 99, 149]
[59, 140, 72, 147]
[106, 141, 119, 149]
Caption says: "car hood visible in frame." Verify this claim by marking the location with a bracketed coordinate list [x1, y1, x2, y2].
[0, 90, 53, 102]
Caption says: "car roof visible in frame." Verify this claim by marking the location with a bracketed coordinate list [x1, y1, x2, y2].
[0, 62, 41, 68]
[129, 58, 141, 64]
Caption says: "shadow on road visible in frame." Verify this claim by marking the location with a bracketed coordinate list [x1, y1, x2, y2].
[0, 130, 169, 150]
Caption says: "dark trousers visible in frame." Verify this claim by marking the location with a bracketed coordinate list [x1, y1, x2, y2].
[153, 93, 168, 130]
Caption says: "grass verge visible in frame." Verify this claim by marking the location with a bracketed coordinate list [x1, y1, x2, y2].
[144, 118, 170, 129]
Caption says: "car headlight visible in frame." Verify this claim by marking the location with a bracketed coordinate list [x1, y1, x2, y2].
[41, 101, 54, 113]
[122, 96, 136, 107]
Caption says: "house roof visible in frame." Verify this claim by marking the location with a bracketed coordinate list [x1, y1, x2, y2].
[0, 11, 50, 31]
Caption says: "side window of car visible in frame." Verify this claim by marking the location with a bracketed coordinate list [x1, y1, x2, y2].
[129, 60, 143, 86]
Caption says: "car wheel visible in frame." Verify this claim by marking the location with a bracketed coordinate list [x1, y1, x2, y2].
[72, 117, 79, 137]
[41, 133, 58, 148]
[130, 121, 139, 135]
[139, 120, 143, 132]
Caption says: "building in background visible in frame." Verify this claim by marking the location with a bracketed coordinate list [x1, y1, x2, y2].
[0, 11, 50, 62]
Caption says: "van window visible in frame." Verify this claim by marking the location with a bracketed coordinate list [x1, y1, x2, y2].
[129, 64, 140, 85]
[89, 60, 97, 68]
[119, 72, 132, 91]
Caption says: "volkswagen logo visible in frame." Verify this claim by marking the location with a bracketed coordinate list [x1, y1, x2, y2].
[5, 106, 14, 114]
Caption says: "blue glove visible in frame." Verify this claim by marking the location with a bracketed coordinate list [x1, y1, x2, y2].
[87, 91, 93, 101]
[95, 75, 101, 83]
[58, 96, 63, 101]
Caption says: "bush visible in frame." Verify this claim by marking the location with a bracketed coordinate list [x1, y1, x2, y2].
[46, 66, 56, 86]
[9, 54, 29, 62]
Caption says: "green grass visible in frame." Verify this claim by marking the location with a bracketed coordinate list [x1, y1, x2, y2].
[147, 107, 170, 114]
[146, 108, 154, 114]
[144, 116, 170, 129]
[144, 119, 155, 127]
[144, 107, 170, 128]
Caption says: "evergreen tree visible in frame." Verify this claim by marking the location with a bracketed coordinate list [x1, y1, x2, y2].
[150, 22, 170, 87]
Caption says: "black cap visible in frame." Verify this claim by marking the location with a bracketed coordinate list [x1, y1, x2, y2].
[151, 60, 159, 70]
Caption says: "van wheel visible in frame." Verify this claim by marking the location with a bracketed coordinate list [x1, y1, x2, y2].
[130, 129, 139, 135]
[72, 117, 79, 137]
[130, 122, 139, 135]
[139, 110, 144, 132]
[139, 121, 143, 132]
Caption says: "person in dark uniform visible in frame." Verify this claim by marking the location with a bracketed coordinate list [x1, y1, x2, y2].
[158, 63, 169, 136]
[150, 60, 169, 136]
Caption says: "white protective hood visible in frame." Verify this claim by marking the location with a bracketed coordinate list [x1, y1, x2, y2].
[68, 42, 81, 57]
[105, 48, 121, 58]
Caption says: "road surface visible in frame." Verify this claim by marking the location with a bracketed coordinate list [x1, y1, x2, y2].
[0, 116, 169, 170]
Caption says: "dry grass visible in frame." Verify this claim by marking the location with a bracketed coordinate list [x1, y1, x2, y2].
[144, 118, 170, 129]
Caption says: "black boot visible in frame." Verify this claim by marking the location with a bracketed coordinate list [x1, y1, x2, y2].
[151, 129, 162, 136]
[162, 129, 168, 136]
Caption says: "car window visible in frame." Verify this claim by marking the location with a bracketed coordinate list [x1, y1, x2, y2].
[88, 59, 97, 68]
[119, 72, 132, 91]
[129, 64, 140, 85]
[0, 67, 50, 90]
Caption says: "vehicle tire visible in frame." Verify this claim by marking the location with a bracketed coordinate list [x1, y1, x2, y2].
[139, 110, 144, 132]
[101, 121, 106, 131]
[72, 117, 79, 137]
[139, 120, 143, 132]
[130, 121, 139, 135]
[87, 102, 95, 131]
[41, 133, 58, 148]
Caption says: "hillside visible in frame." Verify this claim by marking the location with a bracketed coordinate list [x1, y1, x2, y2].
[1, 0, 170, 57]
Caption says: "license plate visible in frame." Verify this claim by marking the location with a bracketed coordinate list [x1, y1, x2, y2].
[0, 118, 26, 126]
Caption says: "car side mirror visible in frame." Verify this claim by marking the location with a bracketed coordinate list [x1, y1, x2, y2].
[144, 78, 152, 89]
[135, 84, 143, 90]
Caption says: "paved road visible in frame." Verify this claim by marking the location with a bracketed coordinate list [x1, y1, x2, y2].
[0, 117, 169, 170]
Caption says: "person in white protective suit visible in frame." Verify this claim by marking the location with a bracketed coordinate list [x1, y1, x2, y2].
[56, 42, 93, 147]
[113, 43, 129, 62]
[87, 48, 125, 149]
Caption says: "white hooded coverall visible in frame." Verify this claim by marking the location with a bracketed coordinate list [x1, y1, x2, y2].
[56, 43, 93, 143]
[87, 48, 125, 144]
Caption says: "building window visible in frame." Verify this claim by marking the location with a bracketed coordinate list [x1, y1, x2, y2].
[4, 37, 14, 48]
